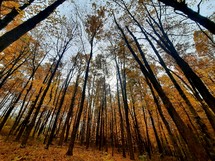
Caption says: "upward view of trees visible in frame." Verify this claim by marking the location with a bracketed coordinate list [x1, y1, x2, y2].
[0, 0, 214, 161]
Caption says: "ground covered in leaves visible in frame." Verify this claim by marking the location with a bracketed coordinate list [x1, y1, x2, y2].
[0, 135, 133, 161]
[0, 135, 177, 161]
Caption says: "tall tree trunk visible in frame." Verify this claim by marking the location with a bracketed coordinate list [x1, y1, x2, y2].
[109, 85, 114, 156]
[20, 48, 65, 147]
[115, 54, 134, 160]
[58, 74, 80, 146]
[0, 0, 35, 30]
[37, 110, 52, 138]
[32, 107, 47, 138]
[80, 105, 87, 146]
[148, 109, 163, 154]
[143, 29, 215, 157]
[86, 75, 95, 149]
[103, 77, 108, 152]
[114, 18, 209, 160]
[45, 68, 74, 149]
[66, 35, 95, 156]
[129, 85, 144, 155]
[158, 0, 215, 34]
[114, 57, 126, 158]
[143, 6, 215, 111]
[141, 104, 152, 159]
[96, 103, 101, 147]
[7, 85, 34, 138]
[144, 80, 185, 160]
[0, 74, 32, 132]
[15, 87, 43, 141]
[0, 0, 66, 52]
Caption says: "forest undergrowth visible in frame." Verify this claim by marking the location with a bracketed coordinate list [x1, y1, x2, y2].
[0, 131, 176, 161]
[0, 134, 129, 161]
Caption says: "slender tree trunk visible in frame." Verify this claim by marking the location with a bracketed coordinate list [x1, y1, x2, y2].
[115, 54, 134, 160]
[99, 100, 104, 151]
[32, 107, 47, 138]
[80, 106, 87, 146]
[148, 109, 163, 154]
[158, 0, 215, 34]
[20, 49, 65, 147]
[115, 58, 126, 158]
[144, 80, 185, 160]
[144, 7, 215, 111]
[103, 77, 108, 152]
[115, 18, 209, 160]
[129, 85, 144, 155]
[86, 76, 95, 149]
[37, 110, 52, 138]
[15, 86, 43, 141]
[0, 92, 13, 111]
[0, 57, 28, 89]
[143, 31, 215, 157]
[7, 85, 34, 138]
[66, 35, 95, 156]
[109, 85, 114, 156]
[96, 104, 101, 147]
[45, 68, 73, 149]
[0, 76, 31, 132]
[58, 74, 80, 146]
[142, 105, 152, 159]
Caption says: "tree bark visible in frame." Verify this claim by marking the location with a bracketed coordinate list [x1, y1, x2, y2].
[58, 74, 80, 146]
[158, 0, 215, 34]
[114, 17, 210, 161]
[0, 0, 66, 52]
[0, 0, 35, 30]
[66, 36, 94, 156]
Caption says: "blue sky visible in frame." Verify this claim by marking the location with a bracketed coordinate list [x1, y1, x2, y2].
[55, 0, 215, 23]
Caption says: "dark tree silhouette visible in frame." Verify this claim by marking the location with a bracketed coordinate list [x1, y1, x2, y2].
[158, 0, 215, 34]
[0, 0, 66, 52]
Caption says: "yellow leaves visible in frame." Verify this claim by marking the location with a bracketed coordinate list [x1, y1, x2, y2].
[2, 33, 32, 62]
[138, 0, 150, 4]
[101, 153, 115, 161]
[85, 14, 104, 39]
[193, 30, 209, 56]
[15, 6, 25, 17]
[1, 1, 25, 31]
[1, 1, 20, 15]
[97, 6, 105, 18]
[85, 5, 106, 40]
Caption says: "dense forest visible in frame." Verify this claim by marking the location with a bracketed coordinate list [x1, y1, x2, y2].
[0, 0, 214, 160]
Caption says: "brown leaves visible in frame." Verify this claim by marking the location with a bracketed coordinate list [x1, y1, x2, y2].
[193, 30, 209, 56]
[0, 135, 131, 161]
[85, 7, 105, 40]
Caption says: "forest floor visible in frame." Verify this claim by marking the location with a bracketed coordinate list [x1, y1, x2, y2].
[0, 135, 129, 161]
[0, 134, 177, 161]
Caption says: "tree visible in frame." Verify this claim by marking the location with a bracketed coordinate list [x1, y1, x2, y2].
[20, 23, 75, 147]
[114, 12, 210, 160]
[0, 0, 66, 52]
[157, 0, 215, 34]
[66, 7, 104, 155]
[0, 0, 35, 30]
[114, 47, 135, 160]
[0, 1, 214, 160]
[58, 54, 83, 146]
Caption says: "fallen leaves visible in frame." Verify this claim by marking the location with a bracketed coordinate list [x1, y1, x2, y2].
[0, 135, 131, 161]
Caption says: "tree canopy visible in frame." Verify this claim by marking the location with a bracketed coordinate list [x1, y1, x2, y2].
[0, 0, 214, 161]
